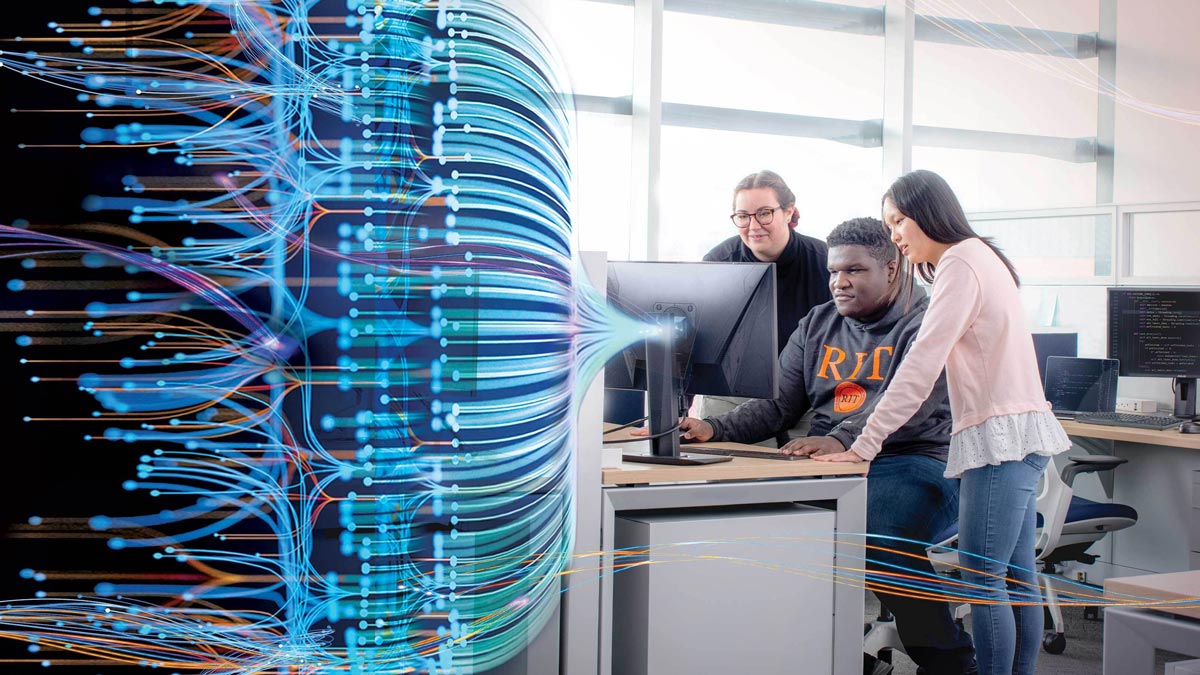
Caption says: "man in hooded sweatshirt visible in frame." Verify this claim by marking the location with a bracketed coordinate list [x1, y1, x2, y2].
[679, 217, 978, 675]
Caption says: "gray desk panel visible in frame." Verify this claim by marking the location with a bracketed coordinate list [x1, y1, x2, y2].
[599, 476, 867, 675]
[1104, 607, 1200, 675]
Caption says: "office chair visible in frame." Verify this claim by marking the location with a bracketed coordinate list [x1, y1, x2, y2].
[865, 454, 1138, 662]
[1036, 455, 1137, 652]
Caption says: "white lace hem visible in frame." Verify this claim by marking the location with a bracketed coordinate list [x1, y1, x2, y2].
[945, 410, 1072, 478]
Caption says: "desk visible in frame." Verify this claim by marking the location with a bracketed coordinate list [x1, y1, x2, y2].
[595, 443, 868, 675]
[1103, 571, 1200, 674]
[1059, 420, 1200, 451]
[602, 441, 873, 485]
[1057, 420, 1200, 574]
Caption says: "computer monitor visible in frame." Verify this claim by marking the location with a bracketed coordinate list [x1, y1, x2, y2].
[606, 261, 778, 464]
[1107, 287, 1200, 419]
[1043, 356, 1119, 418]
[1032, 332, 1079, 388]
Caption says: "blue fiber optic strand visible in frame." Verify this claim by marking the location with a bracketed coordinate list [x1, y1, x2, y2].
[0, 0, 653, 673]
[327, 2, 593, 670]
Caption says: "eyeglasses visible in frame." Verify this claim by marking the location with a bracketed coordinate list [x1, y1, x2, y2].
[730, 206, 783, 229]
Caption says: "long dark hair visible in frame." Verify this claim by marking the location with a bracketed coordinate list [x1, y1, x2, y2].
[884, 169, 1020, 287]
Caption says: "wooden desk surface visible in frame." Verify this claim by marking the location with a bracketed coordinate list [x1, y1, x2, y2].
[1104, 570, 1200, 619]
[598, 417, 1198, 486]
[603, 455, 869, 485]
[1059, 419, 1200, 450]
[601, 425, 868, 485]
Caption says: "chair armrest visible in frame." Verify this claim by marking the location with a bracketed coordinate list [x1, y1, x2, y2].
[1061, 455, 1128, 486]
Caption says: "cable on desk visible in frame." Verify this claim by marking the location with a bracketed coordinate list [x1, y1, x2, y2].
[601, 416, 648, 434]
[601, 424, 682, 443]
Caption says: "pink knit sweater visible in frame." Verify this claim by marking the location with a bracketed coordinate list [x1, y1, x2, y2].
[849, 238, 1050, 461]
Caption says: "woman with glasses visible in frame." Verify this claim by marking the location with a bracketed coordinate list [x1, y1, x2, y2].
[704, 170, 832, 354]
[699, 170, 832, 432]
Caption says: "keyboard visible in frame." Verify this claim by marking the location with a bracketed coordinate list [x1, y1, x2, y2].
[686, 447, 804, 461]
[1075, 411, 1183, 430]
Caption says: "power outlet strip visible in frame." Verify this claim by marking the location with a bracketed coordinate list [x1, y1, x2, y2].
[1116, 397, 1158, 413]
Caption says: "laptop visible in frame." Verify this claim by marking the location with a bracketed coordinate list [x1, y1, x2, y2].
[1043, 356, 1119, 420]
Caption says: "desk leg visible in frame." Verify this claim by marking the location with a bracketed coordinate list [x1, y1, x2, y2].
[599, 494, 615, 675]
[834, 479, 868, 675]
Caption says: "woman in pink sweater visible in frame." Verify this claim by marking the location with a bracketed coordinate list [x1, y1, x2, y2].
[814, 170, 1070, 675]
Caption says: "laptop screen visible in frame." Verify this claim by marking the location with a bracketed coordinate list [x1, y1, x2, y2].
[1043, 356, 1119, 414]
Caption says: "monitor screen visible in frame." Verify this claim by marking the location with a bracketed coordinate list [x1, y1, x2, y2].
[1044, 356, 1119, 414]
[1108, 287, 1200, 378]
[605, 261, 778, 399]
[1032, 332, 1078, 388]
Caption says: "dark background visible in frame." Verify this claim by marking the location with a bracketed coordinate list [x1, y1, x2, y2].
[1, 1, 133, 572]
[1, 4, 445, 671]
[0, 4, 222, 671]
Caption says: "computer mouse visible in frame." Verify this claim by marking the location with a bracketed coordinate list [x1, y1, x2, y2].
[1182, 421, 1200, 434]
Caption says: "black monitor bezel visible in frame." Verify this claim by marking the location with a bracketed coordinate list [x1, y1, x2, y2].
[1106, 286, 1200, 379]
[604, 260, 779, 400]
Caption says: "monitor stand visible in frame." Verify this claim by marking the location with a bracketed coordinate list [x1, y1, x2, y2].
[621, 451, 733, 466]
[622, 331, 731, 466]
[1175, 377, 1198, 420]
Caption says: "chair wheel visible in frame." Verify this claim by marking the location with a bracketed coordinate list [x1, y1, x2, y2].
[1042, 631, 1066, 654]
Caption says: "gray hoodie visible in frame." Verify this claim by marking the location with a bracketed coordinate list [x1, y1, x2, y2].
[705, 286, 951, 461]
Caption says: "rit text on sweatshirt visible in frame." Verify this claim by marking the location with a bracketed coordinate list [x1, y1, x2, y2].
[706, 287, 951, 461]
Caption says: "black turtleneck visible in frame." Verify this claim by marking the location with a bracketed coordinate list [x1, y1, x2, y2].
[703, 229, 832, 353]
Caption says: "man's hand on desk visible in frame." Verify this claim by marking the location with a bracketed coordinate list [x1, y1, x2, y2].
[678, 417, 715, 442]
[780, 436, 846, 457]
[812, 450, 866, 463]
[628, 417, 715, 443]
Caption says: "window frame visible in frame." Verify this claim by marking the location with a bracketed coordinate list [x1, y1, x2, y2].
[569, 0, 1115, 273]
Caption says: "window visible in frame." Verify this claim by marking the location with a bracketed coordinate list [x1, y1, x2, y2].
[661, 10, 883, 120]
[546, 0, 1116, 262]
[918, 147, 1097, 213]
[969, 208, 1112, 283]
[912, 0, 1103, 210]
[539, 1, 634, 99]
[573, 112, 634, 260]
[1123, 206, 1200, 284]
[539, 1, 635, 259]
[659, 1, 886, 259]
[659, 128, 883, 261]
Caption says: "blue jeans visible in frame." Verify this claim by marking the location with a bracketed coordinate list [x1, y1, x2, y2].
[958, 454, 1049, 675]
[868, 454, 975, 674]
